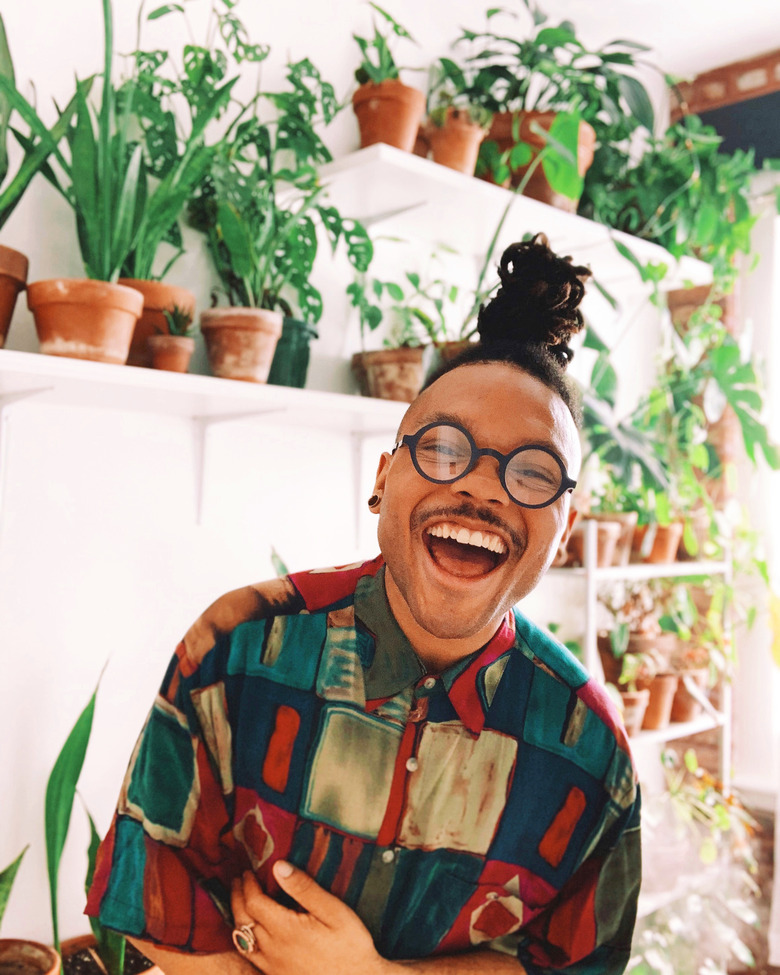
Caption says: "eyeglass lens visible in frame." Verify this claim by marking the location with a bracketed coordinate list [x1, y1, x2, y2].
[411, 424, 565, 506]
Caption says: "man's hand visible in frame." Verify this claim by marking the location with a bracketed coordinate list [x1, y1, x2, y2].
[231, 861, 391, 975]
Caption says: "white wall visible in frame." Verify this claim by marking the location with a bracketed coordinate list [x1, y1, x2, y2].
[0, 0, 709, 947]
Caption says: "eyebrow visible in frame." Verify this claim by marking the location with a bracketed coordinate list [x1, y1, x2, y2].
[413, 410, 568, 459]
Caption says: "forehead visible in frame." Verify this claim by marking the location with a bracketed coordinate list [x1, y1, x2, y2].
[403, 362, 581, 469]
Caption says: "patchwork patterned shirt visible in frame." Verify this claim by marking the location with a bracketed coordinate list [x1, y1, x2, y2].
[86, 556, 641, 974]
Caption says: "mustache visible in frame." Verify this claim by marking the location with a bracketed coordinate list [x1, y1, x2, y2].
[412, 502, 525, 551]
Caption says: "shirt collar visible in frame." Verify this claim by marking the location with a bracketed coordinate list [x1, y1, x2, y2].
[354, 565, 516, 734]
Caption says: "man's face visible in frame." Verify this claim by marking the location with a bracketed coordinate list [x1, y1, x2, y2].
[372, 362, 581, 651]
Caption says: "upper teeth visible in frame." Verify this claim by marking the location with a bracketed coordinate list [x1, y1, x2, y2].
[426, 522, 507, 554]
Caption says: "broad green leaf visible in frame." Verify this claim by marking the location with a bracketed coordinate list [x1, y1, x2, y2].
[0, 13, 14, 186]
[539, 113, 582, 200]
[617, 74, 655, 132]
[45, 680, 100, 950]
[216, 200, 255, 280]
[148, 3, 185, 19]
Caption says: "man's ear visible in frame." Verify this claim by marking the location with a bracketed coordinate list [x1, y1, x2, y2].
[554, 507, 579, 564]
[370, 452, 392, 510]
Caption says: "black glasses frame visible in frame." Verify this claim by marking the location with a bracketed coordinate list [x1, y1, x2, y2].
[392, 421, 577, 509]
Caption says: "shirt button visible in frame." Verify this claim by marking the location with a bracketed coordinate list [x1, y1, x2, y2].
[423, 677, 436, 689]
[381, 849, 395, 864]
[406, 757, 419, 772]
[487, 891, 500, 901]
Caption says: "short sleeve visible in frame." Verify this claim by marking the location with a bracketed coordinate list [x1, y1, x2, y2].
[85, 642, 243, 953]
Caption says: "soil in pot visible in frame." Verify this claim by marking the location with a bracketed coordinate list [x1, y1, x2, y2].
[351, 347, 426, 402]
[352, 79, 425, 153]
[119, 279, 196, 368]
[200, 308, 283, 383]
[424, 108, 487, 175]
[483, 111, 596, 212]
[147, 334, 195, 373]
[61, 936, 157, 975]
[0, 940, 60, 975]
[0, 244, 29, 349]
[27, 279, 143, 365]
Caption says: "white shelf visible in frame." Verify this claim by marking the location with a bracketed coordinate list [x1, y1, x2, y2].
[0, 348, 406, 435]
[549, 558, 731, 582]
[630, 712, 723, 747]
[320, 145, 713, 292]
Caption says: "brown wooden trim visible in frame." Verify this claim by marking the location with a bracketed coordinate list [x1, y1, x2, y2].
[671, 48, 780, 119]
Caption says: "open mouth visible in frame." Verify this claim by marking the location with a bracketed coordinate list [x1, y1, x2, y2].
[424, 522, 509, 579]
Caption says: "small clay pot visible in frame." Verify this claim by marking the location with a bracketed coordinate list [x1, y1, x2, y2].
[670, 668, 710, 722]
[200, 307, 283, 383]
[352, 79, 426, 153]
[637, 673, 679, 730]
[619, 689, 650, 737]
[0, 939, 61, 975]
[351, 347, 426, 402]
[147, 333, 195, 373]
[119, 278, 196, 368]
[632, 522, 685, 563]
[0, 244, 29, 348]
[424, 107, 488, 175]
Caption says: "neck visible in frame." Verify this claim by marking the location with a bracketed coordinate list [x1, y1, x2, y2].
[383, 570, 503, 673]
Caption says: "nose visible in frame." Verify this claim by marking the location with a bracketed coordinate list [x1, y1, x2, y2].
[453, 454, 510, 505]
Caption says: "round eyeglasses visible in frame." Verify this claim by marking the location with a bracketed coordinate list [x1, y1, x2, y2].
[392, 421, 577, 509]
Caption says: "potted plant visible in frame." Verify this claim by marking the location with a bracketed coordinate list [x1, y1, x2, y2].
[0, 14, 83, 350]
[10, 0, 150, 364]
[0, 848, 61, 975]
[351, 3, 425, 154]
[348, 261, 454, 402]
[451, 0, 655, 210]
[113, 0, 245, 366]
[188, 56, 372, 384]
[421, 57, 493, 175]
[146, 304, 197, 373]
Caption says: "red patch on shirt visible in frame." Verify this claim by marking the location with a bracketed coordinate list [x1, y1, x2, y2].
[538, 786, 587, 868]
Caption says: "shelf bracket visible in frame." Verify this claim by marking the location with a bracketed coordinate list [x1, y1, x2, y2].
[192, 410, 285, 525]
[0, 387, 53, 534]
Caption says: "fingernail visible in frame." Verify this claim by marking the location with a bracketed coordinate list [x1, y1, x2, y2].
[274, 860, 293, 879]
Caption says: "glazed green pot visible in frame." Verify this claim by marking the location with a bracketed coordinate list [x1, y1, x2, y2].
[267, 316, 318, 388]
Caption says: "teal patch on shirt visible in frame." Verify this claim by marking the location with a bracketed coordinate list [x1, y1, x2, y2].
[513, 608, 589, 689]
[524, 667, 612, 781]
[126, 706, 196, 834]
[100, 817, 148, 936]
[227, 614, 324, 690]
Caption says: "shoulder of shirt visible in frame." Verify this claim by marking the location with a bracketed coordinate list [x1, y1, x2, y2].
[180, 556, 384, 669]
[512, 606, 632, 753]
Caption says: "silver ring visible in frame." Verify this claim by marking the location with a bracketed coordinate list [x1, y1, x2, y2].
[232, 923, 258, 954]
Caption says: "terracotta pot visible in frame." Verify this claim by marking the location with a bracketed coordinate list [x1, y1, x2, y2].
[27, 279, 143, 364]
[119, 279, 196, 368]
[597, 631, 677, 687]
[200, 307, 283, 383]
[564, 518, 621, 567]
[434, 339, 474, 364]
[484, 111, 596, 211]
[0, 940, 60, 975]
[352, 79, 426, 153]
[637, 673, 679, 730]
[351, 347, 426, 402]
[424, 108, 488, 175]
[670, 668, 710, 722]
[60, 934, 161, 975]
[586, 511, 638, 566]
[0, 244, 29, 348]
[147, 334, 195, 373]
[632, 521, 685, 563]
[619, 688, 650, 737]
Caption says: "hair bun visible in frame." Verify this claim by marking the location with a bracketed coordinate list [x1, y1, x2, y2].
[477, 233, 592, 368]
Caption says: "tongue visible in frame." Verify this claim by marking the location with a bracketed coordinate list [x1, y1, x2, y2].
[428, 536, 499, 578]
